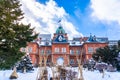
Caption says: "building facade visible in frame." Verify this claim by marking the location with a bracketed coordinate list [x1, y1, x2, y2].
[24, 26, 108, 66]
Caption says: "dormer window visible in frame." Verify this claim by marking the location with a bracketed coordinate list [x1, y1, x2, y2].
[72, 41, 75, 44]
[45, 42, 49, 45]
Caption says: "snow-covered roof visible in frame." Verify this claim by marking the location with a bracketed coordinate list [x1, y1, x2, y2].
[38, 34, 51, 41]
[69, 40, 82, 46]
[38, 40, 52, 46]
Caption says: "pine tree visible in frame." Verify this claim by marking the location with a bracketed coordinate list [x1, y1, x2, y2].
[16, 55, 34, 73]
[116, 40, 120, 71]
[118, 40, 120, 50]
[92, 46, 118, 68]
[0, 0, 37, 69]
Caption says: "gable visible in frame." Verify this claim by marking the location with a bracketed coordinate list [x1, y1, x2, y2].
[53, 35, 67, 43]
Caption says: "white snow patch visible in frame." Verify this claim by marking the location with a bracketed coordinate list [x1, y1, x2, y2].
[0, 67, 120, 80]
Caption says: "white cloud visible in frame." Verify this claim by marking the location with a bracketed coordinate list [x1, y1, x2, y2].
[19, 0, 83, 39]
[91, 0, 120, 24]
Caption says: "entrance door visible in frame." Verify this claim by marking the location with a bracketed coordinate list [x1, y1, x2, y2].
[57, 57, 64, 65]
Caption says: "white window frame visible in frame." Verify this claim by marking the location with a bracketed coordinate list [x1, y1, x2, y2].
[62, 47, 66, 53]
[41, 50, 44, 54]
[70, 50, 74, 54]
[76, 50, 80, 54]
[21, 48, 26, 52]
[55, 47, 59, 53]
[88, 47, 93, 53]
[28, 47, 32, 53]
[46, 50, 51, 55]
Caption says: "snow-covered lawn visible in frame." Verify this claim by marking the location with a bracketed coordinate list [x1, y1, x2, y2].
[83, 70, 120, 80]
[0, 67, 120, 80]
[0, 68, 38, 80]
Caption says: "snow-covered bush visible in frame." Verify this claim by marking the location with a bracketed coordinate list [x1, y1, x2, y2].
[16, 55, 34, 73]
[94, 62, 108, 72]
[66, 69, 77, 80]
[83, 59, 96, 71]
[107, 64, 117, 72]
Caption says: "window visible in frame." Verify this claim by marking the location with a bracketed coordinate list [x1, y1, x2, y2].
[41, 50, 44, 54]
[70, 59, 74, 64]
[28, 47, 32, 53]
[62, 47, 66, 53]
[88, 47, 93, 53]
[70, 50, 74, 54]
[21, 48, 26, 52]
[76, 50, 80, 54]
[47, 59, 50, 63]
[46, 50, 51, 55]
[45, 42, 49, 45]
[55, 48, 59, 53]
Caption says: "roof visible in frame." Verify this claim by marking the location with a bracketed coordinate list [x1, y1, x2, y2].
[56, 26, 65, 34]
[86, 34, 108, 43]
[69, 40, 83, 46]
[38, 34, 51, 41]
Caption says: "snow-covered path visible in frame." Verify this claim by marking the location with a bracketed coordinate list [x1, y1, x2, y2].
[0, 67, 120, 80]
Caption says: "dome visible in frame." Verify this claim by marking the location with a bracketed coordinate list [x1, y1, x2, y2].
[56, 26, 65, 34]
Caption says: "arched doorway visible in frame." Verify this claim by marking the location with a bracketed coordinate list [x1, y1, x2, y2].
[57, 57, 64, 65]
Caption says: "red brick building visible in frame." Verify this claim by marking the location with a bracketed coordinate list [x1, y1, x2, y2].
[23, 26, 108, 66]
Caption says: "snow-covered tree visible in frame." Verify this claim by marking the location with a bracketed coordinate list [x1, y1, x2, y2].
[83, 58, 96, 71]
[116, 52, 120, 71]
[16, 55, 34, 73]
[67, 69, 77, 80]
[92, 46, 118, 68]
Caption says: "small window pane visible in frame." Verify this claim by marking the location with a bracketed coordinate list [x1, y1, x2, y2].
[55, 48, 59, 53]
[41, 50, 44, 54]
[70, 50, 74, 54]
[76, 50, 80, 54]
[88, 47, 93, 53]
[70, 59, 74, 64]
[28, 47, 32, 53]
[62, 47, 66, 53]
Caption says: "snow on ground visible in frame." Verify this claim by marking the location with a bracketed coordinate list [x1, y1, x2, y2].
[83, 69, 120, 80]
[0, 68, 38, 80]
[0, 67, 120, 80]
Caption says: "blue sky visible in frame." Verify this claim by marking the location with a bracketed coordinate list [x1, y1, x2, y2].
[20, 0, 120, 40]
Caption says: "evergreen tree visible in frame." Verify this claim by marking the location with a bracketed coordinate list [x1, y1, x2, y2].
[116, 40, 120, 71]
[92, 46, 118, 67]
[118, 40, 120, 50]
[0, 0, 37, 69]
[16, 55, 34, 73]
